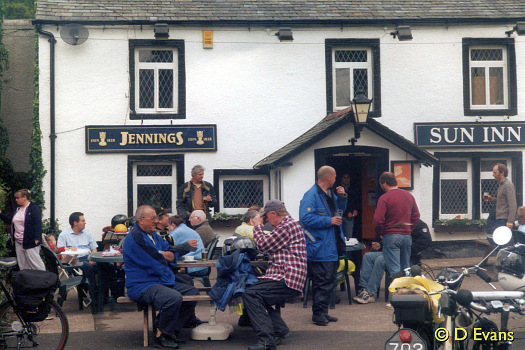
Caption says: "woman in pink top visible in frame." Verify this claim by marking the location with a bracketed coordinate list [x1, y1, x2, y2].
[0, 189, 45, 270]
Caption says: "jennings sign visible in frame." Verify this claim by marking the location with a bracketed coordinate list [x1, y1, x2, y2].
[415, 122, 525, 148]
[85, 125, 217, 153]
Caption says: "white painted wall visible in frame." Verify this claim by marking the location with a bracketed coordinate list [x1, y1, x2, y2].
[37, 23, 525, 238]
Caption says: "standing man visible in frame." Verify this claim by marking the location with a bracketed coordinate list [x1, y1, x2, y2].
[124, 205, 199, 349]
[176, 165, 217, 223]
[57, 212, 99, 301]
[299, 166, 346, 326]
[484, 163, 517, 229]
[373, 172, 420, 276]
[243, 200, 307, 350]
[338, 173, 358, 239]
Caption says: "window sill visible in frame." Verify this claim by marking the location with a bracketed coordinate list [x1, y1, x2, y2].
[130, 112, 186, 120]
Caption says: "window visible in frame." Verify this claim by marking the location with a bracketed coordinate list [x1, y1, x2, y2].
[325, 39, 381, 117]
[129, 40, 185, 120]
[434, 152, 522, 222]
[214, 171, 269, 215]
[462, 38, 516, 116]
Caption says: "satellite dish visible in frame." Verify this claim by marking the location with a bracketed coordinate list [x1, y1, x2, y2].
[60, 24, 89, 46]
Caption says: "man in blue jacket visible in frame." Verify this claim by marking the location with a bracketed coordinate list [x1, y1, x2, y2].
[299, 166, 347, 326]
[123, 205, 199, 349]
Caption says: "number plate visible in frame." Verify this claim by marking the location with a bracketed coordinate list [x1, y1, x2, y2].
[384, 329, 427, 350]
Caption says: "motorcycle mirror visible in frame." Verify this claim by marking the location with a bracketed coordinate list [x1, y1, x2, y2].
[493, 226, 512, 246]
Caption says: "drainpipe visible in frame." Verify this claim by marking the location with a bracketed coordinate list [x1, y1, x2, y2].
[36, 25, 57, 233]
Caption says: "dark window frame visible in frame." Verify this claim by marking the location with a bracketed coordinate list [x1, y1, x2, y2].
[325, 39, 381, 117]
[129, 40, 186, 120]
[213, 169, 270, 212]
[462, 38, 517, 116]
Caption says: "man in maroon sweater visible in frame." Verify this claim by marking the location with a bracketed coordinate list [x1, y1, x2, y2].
[373, 172, 420, 276]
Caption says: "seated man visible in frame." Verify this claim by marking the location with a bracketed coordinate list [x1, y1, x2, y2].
[234, 209, 264, 242]
[242, 200, 307, 350]
[188, 210, 215, 247]
[57, 212, 98, 301]
[354, 219, 431, 304]
[124, 205, 199, 349]
[167, 215, 207, 278]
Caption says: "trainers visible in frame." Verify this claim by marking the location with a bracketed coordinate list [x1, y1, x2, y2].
[355, 291, 375, 304]
[353, 289, 367, 301]
[386, 303, 394, 310]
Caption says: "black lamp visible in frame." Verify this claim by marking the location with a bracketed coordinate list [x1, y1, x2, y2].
[154, 23, 169, 39]
[391, 26, 413, 41]
[506, 22, 525, 37]
[275, 28, 293, 42]
[350, 90, 373, 140]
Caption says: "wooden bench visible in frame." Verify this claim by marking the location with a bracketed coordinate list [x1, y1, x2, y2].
[117, 288, 212, 347]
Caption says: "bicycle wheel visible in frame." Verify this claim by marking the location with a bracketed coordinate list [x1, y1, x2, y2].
[0, 300, 69, 350]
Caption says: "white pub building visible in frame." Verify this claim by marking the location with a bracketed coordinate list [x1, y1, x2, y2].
[34, 0, 525, 242]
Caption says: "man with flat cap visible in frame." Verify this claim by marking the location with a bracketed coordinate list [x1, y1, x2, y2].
[243, 200, 307, 350]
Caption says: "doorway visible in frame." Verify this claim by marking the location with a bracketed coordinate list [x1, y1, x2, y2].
[314, 146, 389, 241]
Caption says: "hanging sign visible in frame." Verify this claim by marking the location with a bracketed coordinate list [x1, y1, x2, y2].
[85, 125, 217, 153]
[415, 122, 525, 148]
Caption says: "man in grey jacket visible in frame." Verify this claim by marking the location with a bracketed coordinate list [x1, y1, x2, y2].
[485, 163, 517, 229]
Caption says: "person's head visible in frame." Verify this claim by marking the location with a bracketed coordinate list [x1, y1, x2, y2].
[341, 173, 351, 186]
[379, 171, 397, 190]
[69, 212, 86, 232]
[45, 234, 56, 245]
[189, 210, 206, 226]
[517, 207, 525, 226]
[262, 200, 289, 227]
[242, 210, 261, 226]
[493, 163, 508, 182]
[168, 215, 185, 232]
[135, 205, 158, 234]
[154, 207, 172, 229]
[14, 189, 31, 206]
[248, 204, 263, 214]
[317, 166, 337, 189]
[191, 165, 205, 183]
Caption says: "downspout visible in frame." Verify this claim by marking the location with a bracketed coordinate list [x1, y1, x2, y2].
[35, 25, 57, 233]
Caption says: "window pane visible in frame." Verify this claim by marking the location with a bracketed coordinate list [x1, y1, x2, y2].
[223, 180, 264, 208]
[481, 179, 499, 213]
[471, 49, 503, 61]
[440, 160, 467, 172]
[489, 67, 504, 105]
[137, 184, 172, 209]
[139, 69, 154, 108]
[335, 68, 350, 107]
[353, 69, 368, 97]
[441, 179, 468, 214]
[335, 50, 367, 62]
[471, 67, 486, 105]
[158, 69, 174, 109]
[139, 50, 173, 63]
[480, 160, 507, 172]
[137, 165, 172, 177]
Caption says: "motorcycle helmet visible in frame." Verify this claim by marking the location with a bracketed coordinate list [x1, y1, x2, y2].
[222, 237, 235, 256]
[230, 236, 258, 260]
[111, 214, 128, 228]
[436, 268, 463, 290]
[496, 247, 525, 290]
[114, 224, 128, 233]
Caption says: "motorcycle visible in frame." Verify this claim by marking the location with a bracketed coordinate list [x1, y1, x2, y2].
[385, 226, 514, 350]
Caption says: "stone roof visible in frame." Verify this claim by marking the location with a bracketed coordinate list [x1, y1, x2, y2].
[35, 0, 525, 24]
[253, 109, 438, 169]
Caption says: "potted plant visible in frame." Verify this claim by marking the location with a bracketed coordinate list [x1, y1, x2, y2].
[434, 215, 487, 233]
[210, 212, 243, 229]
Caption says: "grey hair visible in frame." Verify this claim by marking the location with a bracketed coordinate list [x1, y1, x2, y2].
[191, 165, 205, 177]
[191, 209, 206, 221]
[242, 210, 260, 223]
[135, 205, 155, 220]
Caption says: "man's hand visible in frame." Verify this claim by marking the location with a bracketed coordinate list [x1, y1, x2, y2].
[371, 242, 381, 251]
[252, 216, 264, 226]
[204, 195, 212, 202]
[335, 186, 346, 196]
[187, 239, 198, 248]
[161, 251, 175, 262]
[68, 246, 78, 251]
[331, 216, 342, 226]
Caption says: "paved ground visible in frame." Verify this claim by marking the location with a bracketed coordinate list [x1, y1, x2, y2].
[50, 255, 525, 350]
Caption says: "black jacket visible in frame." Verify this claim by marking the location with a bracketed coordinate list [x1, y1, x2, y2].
[176, 181, 217, 220]
[0, 202, 42, 249]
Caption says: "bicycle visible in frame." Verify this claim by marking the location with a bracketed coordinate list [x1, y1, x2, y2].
[0, 257, 69, 350]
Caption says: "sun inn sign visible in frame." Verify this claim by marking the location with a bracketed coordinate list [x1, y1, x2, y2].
[415, 122, 525, 148]
[85, 125, 217, 153]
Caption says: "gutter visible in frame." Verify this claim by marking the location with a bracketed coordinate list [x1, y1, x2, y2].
[35, 24, 57, 233]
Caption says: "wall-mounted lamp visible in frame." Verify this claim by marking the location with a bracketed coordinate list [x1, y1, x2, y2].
[350, 90, 373, 141]
[154, 23, 169, 39]
[391, 25, 413, 41]
[505, 22, 525, 37]
[275, 27, 293, 42]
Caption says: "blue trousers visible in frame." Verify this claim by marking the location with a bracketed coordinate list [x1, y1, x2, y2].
[383, 234, 412, 275]
[358, 251, 385, 294]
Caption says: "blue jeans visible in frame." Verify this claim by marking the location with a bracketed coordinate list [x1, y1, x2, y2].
[383, 234, 412, 275]
[358, 251, 385, 294]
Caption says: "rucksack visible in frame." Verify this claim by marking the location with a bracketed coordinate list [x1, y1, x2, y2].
[12, 269, 58, 322]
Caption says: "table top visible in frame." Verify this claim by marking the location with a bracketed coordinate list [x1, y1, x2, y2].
[59, 248, 91, 256]
[345, 243, 366, 252]
[90, 251, 124, 263]
[89, 253, 271, 266]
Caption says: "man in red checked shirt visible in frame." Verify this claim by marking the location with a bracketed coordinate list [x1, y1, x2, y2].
[242, 200, 307, 350]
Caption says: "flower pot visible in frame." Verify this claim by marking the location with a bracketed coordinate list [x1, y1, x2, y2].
[434, 225, 485, 233]
[210, 219, 242, 229]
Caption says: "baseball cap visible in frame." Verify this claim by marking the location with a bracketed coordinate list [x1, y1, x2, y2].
[262, 200, 286, 216]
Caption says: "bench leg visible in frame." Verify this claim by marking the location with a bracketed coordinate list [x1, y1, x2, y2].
[143, 305, 149, 347]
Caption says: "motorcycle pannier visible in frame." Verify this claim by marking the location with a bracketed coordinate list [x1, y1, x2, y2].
[12, 269, 58, 322]
[391, 293, 431, 324]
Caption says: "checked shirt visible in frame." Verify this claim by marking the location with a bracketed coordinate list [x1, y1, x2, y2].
[253, 215, 307, 292]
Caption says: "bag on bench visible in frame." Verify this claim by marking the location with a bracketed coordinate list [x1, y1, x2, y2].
[12, 269, 58, 322]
